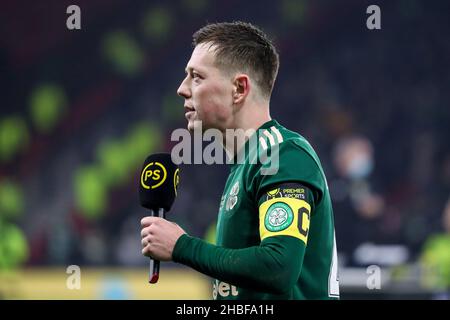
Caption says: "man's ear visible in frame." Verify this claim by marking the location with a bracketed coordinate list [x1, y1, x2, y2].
[233, 74, 250, 104]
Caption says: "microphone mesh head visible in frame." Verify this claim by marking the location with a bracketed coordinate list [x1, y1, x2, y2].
[139, 153, 180, 211]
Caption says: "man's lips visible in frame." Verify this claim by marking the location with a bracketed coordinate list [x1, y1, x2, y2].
[184, 105, 196, 120]
[184, 105, 195, 112]
[184, 106, 195, 120]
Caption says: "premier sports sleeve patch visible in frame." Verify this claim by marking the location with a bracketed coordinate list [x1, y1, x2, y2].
[258, 183, 313, 245]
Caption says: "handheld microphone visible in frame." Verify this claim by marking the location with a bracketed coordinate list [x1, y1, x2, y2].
[139, 152, 180, 284]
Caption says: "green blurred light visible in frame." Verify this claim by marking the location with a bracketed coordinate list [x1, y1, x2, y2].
[281, 0, 307, 25]
[141, 7, 173, 42]
[74, 166, 107, 220]
[0, 223, 29, 270]
[420, 234, 450, 289]
[73, 123, 162, 220]
[0, 181, 24, 219]
[97, 140, 129, 188]
[96, 123, 162, 189]
[102, 31, 145, 77]
[29, 84, 67, 133]
[125, 122, 161, 169]
[0, 116, 29, 163]
[182, 0, 209, 15]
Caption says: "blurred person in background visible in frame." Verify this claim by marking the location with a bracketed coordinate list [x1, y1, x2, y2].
[331, 135, 385, 265]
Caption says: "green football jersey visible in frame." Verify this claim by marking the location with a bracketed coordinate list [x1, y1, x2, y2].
[213, 120, 339, 299]
[173, 119, 339, 300]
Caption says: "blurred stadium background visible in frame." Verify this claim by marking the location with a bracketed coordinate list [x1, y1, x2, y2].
[0, 0, 449, 299]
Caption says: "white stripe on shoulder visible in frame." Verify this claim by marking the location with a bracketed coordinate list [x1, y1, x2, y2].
[259, 136, 268, 150]
[263, 130, 275, 146]
[270, 126, 283, 144]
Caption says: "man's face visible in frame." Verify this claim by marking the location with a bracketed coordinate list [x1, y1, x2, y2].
[177, 43, 234, 132]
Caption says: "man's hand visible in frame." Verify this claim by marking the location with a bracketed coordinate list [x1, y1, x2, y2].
[140, 216, 186, 261]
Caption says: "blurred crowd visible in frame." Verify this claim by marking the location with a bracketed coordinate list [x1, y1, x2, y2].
[0, 0, 449, 291]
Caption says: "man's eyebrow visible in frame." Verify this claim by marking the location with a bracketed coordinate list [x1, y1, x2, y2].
[185, 67, 206, 77]
[185, 67, 194, 74]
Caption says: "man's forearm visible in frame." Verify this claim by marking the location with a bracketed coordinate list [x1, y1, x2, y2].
[172, 234, 304, 294]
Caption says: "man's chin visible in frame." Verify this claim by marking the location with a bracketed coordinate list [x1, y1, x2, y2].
[187, 120, 203, 132]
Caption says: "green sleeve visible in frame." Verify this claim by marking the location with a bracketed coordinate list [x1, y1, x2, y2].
[172, 234, 305, 294]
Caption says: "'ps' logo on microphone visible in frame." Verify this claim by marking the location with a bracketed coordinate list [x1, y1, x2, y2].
[141, 162, 167, 189]
[174, 168, 180, 196]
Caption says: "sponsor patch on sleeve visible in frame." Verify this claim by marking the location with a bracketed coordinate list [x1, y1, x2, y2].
[265, 184, 307, 202]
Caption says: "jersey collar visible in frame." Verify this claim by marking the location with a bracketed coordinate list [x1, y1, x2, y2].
[227, 119, 280, 168]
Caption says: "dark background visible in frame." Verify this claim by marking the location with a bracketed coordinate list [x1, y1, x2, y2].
[0, 0, 449, 299]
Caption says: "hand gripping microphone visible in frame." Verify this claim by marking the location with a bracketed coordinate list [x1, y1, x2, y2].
[139, 152, 180, 283]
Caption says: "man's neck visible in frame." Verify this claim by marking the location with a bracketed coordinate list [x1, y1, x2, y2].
[222, 102, 271, 160]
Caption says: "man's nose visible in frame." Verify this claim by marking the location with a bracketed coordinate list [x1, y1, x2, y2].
[177, 78, 191, 99]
